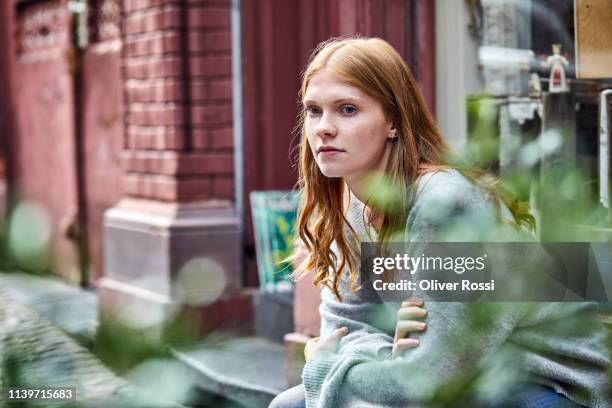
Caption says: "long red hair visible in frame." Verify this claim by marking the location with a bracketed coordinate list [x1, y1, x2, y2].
[294, 37, 533, 301]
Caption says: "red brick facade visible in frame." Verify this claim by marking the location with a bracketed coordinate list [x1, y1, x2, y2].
[122, 0, 234, 202]
[1, 0, 436, 289]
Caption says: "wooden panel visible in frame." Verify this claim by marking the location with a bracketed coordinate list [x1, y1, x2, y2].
[82, 42, 124, 282]
[242, 0, 320, 285]
[13, 0, 81, 283]
[575, 0, 612, 78]
[414, 0, 436, 113]
[0, 0, 16, 186]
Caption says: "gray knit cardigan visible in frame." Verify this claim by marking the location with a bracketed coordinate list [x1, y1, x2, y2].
[302, 169, 611, 407]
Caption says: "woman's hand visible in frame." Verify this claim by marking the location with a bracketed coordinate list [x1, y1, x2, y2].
[304, 327, 349, 362]
[392, 298, 427, 359]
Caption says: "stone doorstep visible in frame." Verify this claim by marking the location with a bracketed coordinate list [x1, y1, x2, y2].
[0, 271, 98, 348]
[0, 273, 279, 406]
[98, 279, 257, 343]
[0, 272, 300, 406]
[166, 331, 310, 407]
[163, 289, 297, 406]
[253, 288, 294, 343]
[0, 288, 187, 407]
[170, 336, 288, 408]
[97, 284, 295, 406]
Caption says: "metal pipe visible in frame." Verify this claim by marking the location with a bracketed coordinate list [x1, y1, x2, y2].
[599, 90, 612, 217]
[231, 0, 245, 281]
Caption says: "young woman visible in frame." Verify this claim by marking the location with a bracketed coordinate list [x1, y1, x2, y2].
[269, 37, 610, 408]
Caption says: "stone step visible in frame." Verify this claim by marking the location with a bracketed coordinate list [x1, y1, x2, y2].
[0, 288, 133, 405]
[0, 271, 98, 348]
[0, 288, 185, 407]
[0, 272, 294, 406]
[170, 336, 287, 408]
[253, 288, 294, 343]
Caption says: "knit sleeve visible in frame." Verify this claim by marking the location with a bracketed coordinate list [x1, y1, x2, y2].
[303, 300, 522, 407]
[305, 291, 398, 407]
[302, 172, 522, 407]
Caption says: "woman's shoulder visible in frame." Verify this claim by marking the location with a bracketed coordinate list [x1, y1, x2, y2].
[415, 168, 477, 196]
[407, 168, 511, 238]
[413, 168, 493, 213]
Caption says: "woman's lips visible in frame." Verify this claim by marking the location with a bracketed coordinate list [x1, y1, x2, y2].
[317, 147, 344, 156]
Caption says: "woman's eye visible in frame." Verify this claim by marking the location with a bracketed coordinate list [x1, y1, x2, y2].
[341, 105, 357, 115]
[305, 106, 321, 116]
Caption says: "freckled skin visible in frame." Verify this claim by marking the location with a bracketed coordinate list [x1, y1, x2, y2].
[303, 69, 395, 187]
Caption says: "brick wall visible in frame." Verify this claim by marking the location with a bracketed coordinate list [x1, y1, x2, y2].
[121, 0, 233, 202]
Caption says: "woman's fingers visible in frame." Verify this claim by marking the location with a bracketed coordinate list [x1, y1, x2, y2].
[394, 320, 427, 341]
[394, 299, 427, 343]
[396, 306, 427, 321]
[401, 297, 424, 308]
[306, 336, 320, 348]
[304, 336, 320, 361]
[391, 338, 420, 359]
[316, 327, 349, 352]
[333, 326, 349, 338]
[321, 326, 348, 345]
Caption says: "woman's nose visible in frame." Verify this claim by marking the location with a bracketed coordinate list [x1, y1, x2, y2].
[315, 113, 337, 138]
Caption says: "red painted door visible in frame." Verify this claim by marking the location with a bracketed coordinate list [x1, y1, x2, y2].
[242, 0, 335, 286]
[241, 0, 435, 286]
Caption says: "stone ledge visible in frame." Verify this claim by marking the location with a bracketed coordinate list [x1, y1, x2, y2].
[0, 288, 129, 404]
[170, 336, 287, 407]
[253, 289, 294, 343]
[0, 272, 98, 348]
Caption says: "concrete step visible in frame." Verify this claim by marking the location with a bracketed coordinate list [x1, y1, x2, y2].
[0, 285, 206, 407]
[0, 272, 294, 406]
[0, 288, 186, 407]
[253, 289, 294, 343]
[170, 336, 287, 408]
[0, 271, 98, 348]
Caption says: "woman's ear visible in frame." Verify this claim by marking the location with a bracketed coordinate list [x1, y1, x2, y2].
[388, 123, 398, 140]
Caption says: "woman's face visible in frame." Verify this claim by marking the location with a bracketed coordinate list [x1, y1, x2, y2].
[302, 69, 395, 183]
